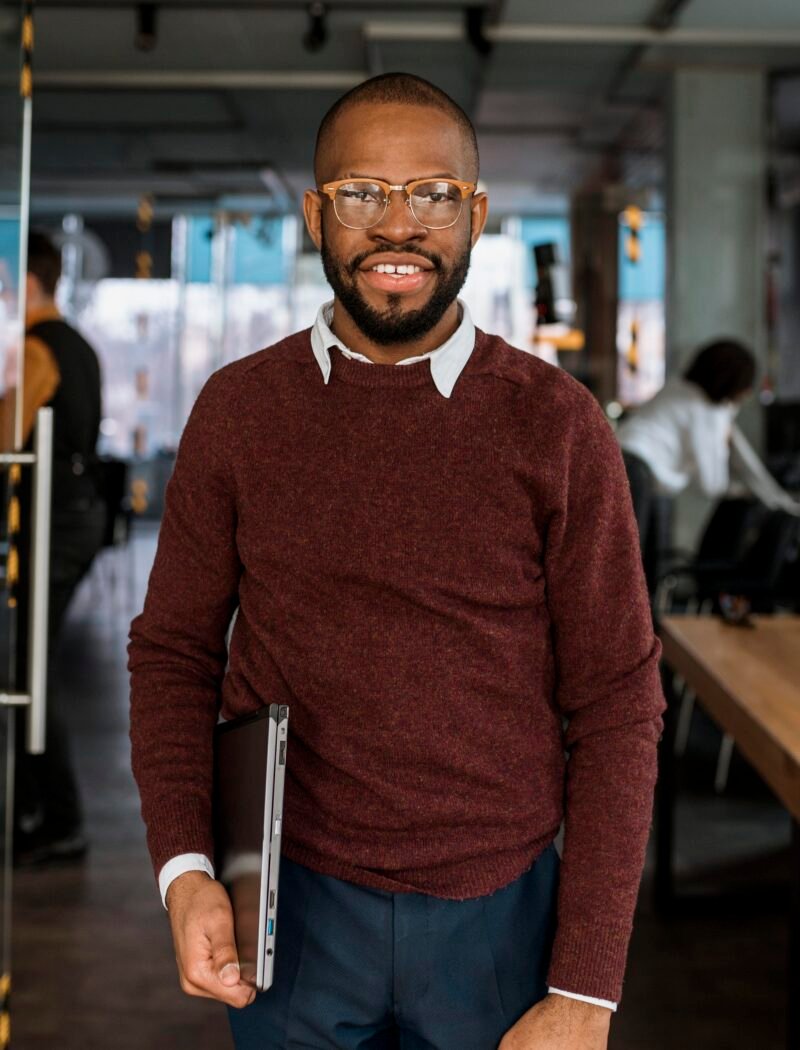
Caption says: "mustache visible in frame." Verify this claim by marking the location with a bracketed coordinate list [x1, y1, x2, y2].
[347, 245, 442, 275]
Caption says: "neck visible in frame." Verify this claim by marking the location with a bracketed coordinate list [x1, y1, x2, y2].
[329, 299, 461, 364]
[26, 294, 57, 322]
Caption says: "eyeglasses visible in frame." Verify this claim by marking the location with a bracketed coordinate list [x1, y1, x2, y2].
[319, 177, 476, 231]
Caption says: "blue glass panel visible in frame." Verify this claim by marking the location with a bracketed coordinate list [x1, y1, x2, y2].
[232, 218, 288, 286]
[185, 216, 289, 285]
[186, 216, 213, 284]
[0, 218, 20, 295]
[619, 217, 665, 302]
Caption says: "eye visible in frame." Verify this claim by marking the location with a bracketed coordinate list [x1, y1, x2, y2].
[411, 182, 461, 205]
[337, 183, 384, 205]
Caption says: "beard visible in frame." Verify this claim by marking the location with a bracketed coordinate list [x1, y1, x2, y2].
[320, 226, 472, 347]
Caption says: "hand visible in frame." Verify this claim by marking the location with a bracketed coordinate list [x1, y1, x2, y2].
[498, 994, 611, 1050]
[166, 869, 256, 1009]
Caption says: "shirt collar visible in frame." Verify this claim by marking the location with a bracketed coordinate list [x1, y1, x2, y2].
[309, 299, 475, 399]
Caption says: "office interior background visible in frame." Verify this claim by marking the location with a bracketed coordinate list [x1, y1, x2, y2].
[0, 0, 799, 1047]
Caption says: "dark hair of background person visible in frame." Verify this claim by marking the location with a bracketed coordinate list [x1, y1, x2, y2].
[683, 338, 757, 404]
[313, 72, 480, 184]
[27, 230, 62, 297]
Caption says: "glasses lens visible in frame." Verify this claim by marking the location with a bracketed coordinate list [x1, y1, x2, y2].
[409, 181, 463, 229]
[333, 182, 386, 229]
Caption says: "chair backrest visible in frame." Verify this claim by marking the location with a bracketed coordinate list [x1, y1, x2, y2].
[696, 498, 765, 565]
[737, 510, 800, 587]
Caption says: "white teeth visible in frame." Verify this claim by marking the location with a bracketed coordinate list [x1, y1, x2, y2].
[371, 263, 422, 275]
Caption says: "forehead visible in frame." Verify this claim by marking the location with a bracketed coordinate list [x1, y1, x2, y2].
[321, 102, 472, 182]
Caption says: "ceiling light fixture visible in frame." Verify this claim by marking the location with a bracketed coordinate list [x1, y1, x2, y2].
[465, 6, 492, 57]
[303, 2, 328, 53]
[135, 3, 157, 52]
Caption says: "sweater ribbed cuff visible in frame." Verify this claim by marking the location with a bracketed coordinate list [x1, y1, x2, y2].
[546, 921, 632, 1004]
[144, 800, 215, 884]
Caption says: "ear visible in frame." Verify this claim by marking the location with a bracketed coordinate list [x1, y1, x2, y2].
[468, 191, 489, 248]
[303, 189, 323, 251]
[25, 272, 39, 300]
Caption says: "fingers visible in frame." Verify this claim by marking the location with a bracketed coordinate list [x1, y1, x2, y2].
[180, 962, 255, 1010]
[208, 912, 251, 1001]
[218, 960, 241, 987]
[170, 879, 257, 1009]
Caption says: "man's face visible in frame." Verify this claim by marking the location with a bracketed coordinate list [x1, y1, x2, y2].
[304, 103, 488, 346]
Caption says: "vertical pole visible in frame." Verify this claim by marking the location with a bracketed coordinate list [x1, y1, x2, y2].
[211, 211, 232, 372]
[26, 407, 51, 755]
[14, 1, 35, 454]
[170, 215, 188, 444]
[284, 214, 299, 336]
[60, 213, 84, 322]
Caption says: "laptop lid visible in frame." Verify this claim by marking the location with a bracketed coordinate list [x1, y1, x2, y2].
[213, 704, 288, 991]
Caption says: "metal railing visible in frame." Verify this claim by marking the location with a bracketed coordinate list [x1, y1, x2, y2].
[0, 408, 53, 754]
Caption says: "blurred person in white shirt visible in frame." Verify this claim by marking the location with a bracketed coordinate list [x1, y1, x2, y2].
[617, 338, 800, 593]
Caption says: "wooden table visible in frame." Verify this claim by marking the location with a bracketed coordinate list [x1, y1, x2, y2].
[656, 615, 800, 1050]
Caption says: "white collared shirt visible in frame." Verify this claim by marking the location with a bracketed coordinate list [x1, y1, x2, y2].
[309, 298, 476, 397]
[158, 302, 617, 1013]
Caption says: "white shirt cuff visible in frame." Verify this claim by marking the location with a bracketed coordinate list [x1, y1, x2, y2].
[548, 987, 618, 1012]
[158, 853, 215, 909]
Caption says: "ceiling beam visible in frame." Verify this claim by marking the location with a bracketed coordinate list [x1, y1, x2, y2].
[33, 121, 244, 132]
[2, 0, 475, 8]
[364, 22, 800, 47]
[26, 70, 365, 89]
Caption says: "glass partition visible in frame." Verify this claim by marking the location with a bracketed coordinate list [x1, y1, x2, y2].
[0, 4, 32, 1044]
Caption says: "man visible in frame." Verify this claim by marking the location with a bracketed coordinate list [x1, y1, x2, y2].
[2, 231, 105, 864]
[129, 74, 664, 1050]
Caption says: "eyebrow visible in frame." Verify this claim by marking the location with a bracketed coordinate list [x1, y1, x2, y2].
[341, 171, 462, 181]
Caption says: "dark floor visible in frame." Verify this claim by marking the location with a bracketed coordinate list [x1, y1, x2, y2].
[10, 523, 792, 1049]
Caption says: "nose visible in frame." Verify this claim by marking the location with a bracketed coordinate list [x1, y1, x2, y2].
[370, 189, 426, 242]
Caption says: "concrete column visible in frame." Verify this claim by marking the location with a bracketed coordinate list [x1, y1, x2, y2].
[666, 69, 767, 547]
[776, 205, 800, 400]
[667, 68, 766, 437]
[571, 191, 620, 406]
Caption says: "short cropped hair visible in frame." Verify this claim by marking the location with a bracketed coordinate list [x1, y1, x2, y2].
[27, 230, 61, 297]
[683, 339, 757, 404]
[314, 72, 479, 183]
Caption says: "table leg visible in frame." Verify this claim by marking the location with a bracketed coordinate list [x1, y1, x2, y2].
[654, 663, 677, 914]
[790, 819, 800, 1050]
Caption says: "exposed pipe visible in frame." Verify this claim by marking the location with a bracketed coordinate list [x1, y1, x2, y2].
[604, 0, 695, 104]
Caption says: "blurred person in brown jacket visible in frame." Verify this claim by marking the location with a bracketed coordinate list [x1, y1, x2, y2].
[0, 230, 105, 865]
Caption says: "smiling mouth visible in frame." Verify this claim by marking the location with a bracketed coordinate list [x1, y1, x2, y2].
[358, 266, 434, 295]
[369, 263, 425, 276]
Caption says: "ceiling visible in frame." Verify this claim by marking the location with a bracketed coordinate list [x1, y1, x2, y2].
[1, 0, 800, 219]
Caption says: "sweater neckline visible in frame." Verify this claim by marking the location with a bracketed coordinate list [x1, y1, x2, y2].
[329, 345, 439, 389]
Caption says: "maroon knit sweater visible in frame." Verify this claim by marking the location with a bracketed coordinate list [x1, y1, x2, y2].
[128, 328, 664, 1002]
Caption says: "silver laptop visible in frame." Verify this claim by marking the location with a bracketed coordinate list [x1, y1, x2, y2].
[214, 704, 289, 991]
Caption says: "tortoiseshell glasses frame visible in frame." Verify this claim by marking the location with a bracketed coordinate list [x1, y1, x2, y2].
[319, 177, 477, 230]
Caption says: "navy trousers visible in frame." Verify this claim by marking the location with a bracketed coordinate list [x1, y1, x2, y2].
[228, 845, 559, 1050]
